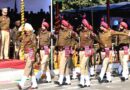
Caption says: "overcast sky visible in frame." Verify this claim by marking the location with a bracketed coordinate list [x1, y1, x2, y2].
[0, 0, 51, 13]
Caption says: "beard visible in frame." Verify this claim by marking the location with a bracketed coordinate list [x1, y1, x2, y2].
[41, 28, 46, 31]
[119, 28, 124, 32]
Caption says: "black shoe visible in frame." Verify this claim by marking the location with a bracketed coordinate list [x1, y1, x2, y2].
[90, 75, 95, 77]
[104, 80, 112, 83]
[17, 84, 22, 90]
[98, 77, 103, 83]
[43, 81, 52, 83]
[78, 84, 84, 88]
[63, 83, 71, 85]
[121, 77, 126, 82]
[54, 81, 59, 84]
[84, 85, 90, 87]
[54, 81, 63, 86]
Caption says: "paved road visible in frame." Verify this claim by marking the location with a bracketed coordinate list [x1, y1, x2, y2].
[0, 76, 130, 90]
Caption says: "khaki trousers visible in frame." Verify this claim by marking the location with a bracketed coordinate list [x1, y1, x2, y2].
[0, 31, 10, 59]
[40, 50, 50, 72]
[79, 51, 89, 76]
[59, 50, 70, 75]
[119, 50, 129, 77]
[24, 54, 34, 76]
[99, 51, 112, 80]
[72, 51, 79, 67]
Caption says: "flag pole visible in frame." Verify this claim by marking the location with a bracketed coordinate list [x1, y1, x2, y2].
[50, 0, 54, 70]
[107, 0, 110, 26]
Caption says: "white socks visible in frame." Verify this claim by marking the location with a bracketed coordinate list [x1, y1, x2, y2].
[90, 66, 95, 76]
[122, 55, 129, 79]
[19, 76, 27, 88]
[122, 70, 128, 79]
[58, 75, 64, 84]
[46, 72, 51, 82]
[84, 75, 90, 86]
[106, 72, 112, 81]
[65, 75, 71, 84]
[31, 76, 38, 88]
[80, 75, 85, 86]
[72, 69, 77, 79]
[99, 68, 105, 80]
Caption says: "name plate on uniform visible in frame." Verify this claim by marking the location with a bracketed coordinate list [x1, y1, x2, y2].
[65, 46, 70, 57]
[28, 49, 35, 61]
[105, 48, 110, 57]
[44, 46, 49, 55]
[85, 46, 91, 57]
[123, 46, 128, 55]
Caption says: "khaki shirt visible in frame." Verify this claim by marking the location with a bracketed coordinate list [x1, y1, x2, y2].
[0, 16, 10, 30]
[21, 32, 36, 53]
[99, 30, 128, 48]
[70, 35, 79, 48]
[118, 30, 130, 45]
[79, 30, 94, 47]
[56, 29, 72, 47]
[39, 30, 51, 47]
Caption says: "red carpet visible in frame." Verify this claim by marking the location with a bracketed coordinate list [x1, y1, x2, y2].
[0, 59, 25, 69]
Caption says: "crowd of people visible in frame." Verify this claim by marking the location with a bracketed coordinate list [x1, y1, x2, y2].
[0, 7, 130, 90]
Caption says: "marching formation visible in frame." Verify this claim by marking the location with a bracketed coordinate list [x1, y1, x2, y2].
[17, 16, 130, 90]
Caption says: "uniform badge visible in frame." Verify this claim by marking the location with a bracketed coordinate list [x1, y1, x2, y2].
[85, 46, 91, 57]
[105, 48, 110, 57]
[123, 46, 128, 55]
[65, 46, 70, 57]
[44, 46, 49, 55]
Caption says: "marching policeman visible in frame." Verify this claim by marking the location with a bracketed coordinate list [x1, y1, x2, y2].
[55, 19, 76, 86]
[117, 21, 130, 81]
[36, 21, 52, 83]
[78, 18, 99, 88]
[98, 18, 129, 83]
[17, 23, 38, 89]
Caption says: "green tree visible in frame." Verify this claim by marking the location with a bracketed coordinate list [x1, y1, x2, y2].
[53, 0, 130, 11]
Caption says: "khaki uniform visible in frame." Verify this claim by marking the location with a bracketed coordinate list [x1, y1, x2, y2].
[21, 32, 36, 76]
[0, 16, 10, 59]
[39, 30, 51, 71]
[79, 30, 95, 86]
[117, 30, 130, 79]
[18, 23, 37, 89]
[99, 30, 128, 81]
[71, 33, 79, 68]
[36, 30, 52, 82]
[56, 29, 72, 84]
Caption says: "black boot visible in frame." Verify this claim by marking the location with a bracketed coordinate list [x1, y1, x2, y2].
[98, 77, 103, 83]
[121, 77, 126, 82]
[78, 84, 85, 88]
